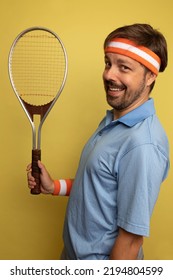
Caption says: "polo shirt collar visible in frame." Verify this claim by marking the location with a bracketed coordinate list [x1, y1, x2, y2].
[106, 98, 155, 128]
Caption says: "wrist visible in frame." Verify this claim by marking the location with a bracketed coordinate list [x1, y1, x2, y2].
[49, 180, 55, 194]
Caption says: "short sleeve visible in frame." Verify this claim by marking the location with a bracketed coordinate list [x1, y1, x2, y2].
[117, 144, 169, 237]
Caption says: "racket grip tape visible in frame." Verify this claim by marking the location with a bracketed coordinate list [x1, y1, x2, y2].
[31, 149, 41, 195]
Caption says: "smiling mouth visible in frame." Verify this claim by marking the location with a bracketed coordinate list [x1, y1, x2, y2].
[109, 86, 124, 92]
[106, 82, 126, 96]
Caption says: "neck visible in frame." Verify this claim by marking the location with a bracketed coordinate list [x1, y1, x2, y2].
[113, 95, 149, 120]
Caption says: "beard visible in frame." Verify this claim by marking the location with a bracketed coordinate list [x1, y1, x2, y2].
[105, 76, 147, 111]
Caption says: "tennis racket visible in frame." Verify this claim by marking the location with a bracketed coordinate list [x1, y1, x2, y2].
[8, 27, 68, 194]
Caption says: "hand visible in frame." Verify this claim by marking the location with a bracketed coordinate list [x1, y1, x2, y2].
[26, 161, 54, 194]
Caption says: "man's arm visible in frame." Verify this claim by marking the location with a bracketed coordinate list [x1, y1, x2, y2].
[110, 227, 143, 260]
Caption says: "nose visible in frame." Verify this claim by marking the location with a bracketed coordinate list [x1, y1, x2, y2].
[103, 66, 119, 81]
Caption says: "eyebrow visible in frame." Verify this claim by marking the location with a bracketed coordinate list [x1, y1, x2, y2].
[104, 54, 132, 63]
[116, 57, 134, 66]
[104, 55, 134, 65]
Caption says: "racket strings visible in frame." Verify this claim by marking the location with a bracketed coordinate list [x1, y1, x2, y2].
[10, 30, 66, 106]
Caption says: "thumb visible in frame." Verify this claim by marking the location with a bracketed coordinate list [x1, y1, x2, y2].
[38, 160, 47, 175]
[37, 160, 54, 193]
[38, 160, 52, 182]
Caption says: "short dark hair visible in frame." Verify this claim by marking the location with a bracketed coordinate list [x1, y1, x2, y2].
[104, 23, 168, 72]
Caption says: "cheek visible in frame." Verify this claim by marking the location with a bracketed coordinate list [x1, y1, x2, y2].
[124, 74, 142, 89]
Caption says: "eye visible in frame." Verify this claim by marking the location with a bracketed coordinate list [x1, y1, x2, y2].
[119, 64, 131, 72]
[104, 60, 111, 69]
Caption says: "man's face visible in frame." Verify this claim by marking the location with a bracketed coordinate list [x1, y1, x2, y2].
[103, 52, 156, 119]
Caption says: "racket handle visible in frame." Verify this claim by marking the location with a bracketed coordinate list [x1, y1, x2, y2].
[31, 149, 41, 195]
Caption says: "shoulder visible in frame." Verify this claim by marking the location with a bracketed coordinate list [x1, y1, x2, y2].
[119, 114, 169, 158]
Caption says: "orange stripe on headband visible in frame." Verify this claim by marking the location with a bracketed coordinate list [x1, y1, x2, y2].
[105, 38, 161, 75]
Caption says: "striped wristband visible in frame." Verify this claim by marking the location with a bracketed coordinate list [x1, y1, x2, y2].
[52, 179, 73, 196]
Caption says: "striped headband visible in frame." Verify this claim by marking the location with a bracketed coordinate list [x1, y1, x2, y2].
[104, 38, 161, 75]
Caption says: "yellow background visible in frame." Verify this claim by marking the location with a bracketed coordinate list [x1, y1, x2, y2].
[0, 0, 172, 260]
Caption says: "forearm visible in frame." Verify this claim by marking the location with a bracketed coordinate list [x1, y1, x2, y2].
[110, 228, 143, 260]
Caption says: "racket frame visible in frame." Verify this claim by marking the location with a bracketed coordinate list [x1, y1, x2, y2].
[8, 26, 68, 150]
[8, 26, 68, 194]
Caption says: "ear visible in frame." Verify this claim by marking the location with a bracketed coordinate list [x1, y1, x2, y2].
[146, 71, 157, 87]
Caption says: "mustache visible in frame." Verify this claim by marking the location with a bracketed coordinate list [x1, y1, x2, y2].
[104, 80, 126, 90]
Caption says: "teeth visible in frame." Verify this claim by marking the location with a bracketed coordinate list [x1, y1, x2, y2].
[109, 87, 123, 91]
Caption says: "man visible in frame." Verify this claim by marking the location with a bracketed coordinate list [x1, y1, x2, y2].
[27, 23, 169, 260]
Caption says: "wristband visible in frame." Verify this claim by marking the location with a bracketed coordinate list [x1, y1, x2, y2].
[52, 179, 73, 196]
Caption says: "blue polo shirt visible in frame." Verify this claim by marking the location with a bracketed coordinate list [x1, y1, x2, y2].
[63, 98, 169, 260]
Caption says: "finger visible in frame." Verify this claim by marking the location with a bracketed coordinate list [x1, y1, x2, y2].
[26, 163, 32, 172]
[27, 170, 33, 179]
[28, 184, 35, 189]
[26, 167, 35, 182]
[26, 163, 36, 190]
[28, 173, 36, 185]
